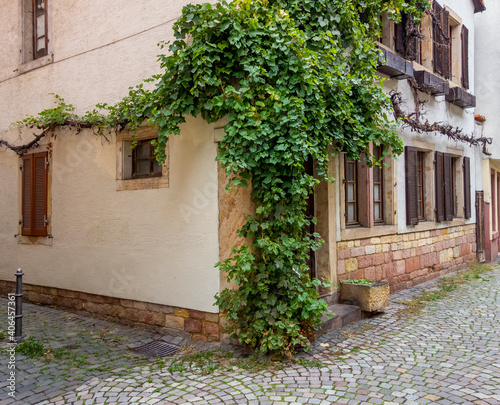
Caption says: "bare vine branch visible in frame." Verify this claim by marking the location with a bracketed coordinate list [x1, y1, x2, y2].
[390, 90, 492, 155]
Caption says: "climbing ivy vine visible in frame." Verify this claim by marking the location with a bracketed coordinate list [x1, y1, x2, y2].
[7, 0, 429, 356]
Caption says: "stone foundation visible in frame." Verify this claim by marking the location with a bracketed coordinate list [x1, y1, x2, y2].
[337, 224, 476, 292]
[0, 282, 220, 342]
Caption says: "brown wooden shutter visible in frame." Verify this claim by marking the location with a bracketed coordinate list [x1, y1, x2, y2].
[433, 1, 444, 76]
[441, 9, 450, 79]
[443, 153, 453, 221]
[461, 25, 470, 89]
[435, 151, 445, 222]
[21, 155, 33, 235]
[21, 152, 48, 236]
[405, 147, 419, 225]
[463, 157, 471, 219]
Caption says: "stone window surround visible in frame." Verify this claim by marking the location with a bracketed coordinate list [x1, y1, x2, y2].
[17, 0, 54, 74]
[406, 140, 468, 231]
[16, 145, 53, 245]
[339, 144, 398, 241]
[115, 127, 169, 192]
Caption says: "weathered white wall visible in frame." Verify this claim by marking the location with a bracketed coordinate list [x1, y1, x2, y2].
[0, 0, 221, 312]
[475, 2, 500, 158]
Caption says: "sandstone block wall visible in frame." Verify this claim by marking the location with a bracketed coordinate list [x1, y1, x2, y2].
[337, 224, 476, 292]
[0, 282, 220, 342]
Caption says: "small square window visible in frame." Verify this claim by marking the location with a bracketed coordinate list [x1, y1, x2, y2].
[116, 134, 169, 191]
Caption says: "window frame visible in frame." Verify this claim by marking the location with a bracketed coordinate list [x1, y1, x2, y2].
[33, 0, 48, 60]
[373, 146, 384, 224]
[116, 129, 170, 192]
[416, 151, 425, 221]
[131, 138, 163, 180]
[345, 158, 359, 226]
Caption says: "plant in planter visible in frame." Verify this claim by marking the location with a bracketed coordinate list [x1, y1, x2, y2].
[340, 278, 390, 312]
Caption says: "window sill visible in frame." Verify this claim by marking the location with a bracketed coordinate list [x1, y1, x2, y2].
[17, 54, 53, 75]
[341, 224, 398, 241]
[17, 235, 53, 246]
[376, 45, 413, 80]
[403, 218, 468, 233]
[116, 176, 169, 191]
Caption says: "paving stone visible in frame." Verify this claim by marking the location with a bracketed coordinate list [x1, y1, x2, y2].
[1, 267, 500, 404]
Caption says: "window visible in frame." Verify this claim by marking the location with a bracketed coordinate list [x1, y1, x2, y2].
[131, 139, 162, 179]
[345, 159, 358, 225]
[20, 0, 52, 68]
[116, 132, 169, 191]
[416, 152, 425, 220]
[373, 146, 384, 223]
[343, 147, 391, 228]
[390, 1, 470, 88]
[21, 152, 48, 236]
[33, 0, 48, 59]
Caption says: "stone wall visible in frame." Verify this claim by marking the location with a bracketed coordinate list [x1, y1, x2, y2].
[337, 224, 476, 292]
[0, 282, 220, 343]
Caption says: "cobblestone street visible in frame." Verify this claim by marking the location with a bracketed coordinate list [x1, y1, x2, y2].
[1, 266, 499, 405]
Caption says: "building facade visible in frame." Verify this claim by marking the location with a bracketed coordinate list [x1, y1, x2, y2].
[475, 1, 500, 263]
[0, 0, 488, 341]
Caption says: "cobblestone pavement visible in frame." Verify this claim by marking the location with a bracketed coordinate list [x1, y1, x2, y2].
[1, 266, 500, 405]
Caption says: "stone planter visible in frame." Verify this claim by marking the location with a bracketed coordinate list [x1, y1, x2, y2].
[340, 281, 390, 312]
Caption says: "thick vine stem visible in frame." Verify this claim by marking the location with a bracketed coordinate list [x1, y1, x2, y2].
[0, 119, 119, 156]
[0, 128, 51, 156]
[390, 90, 492, 155]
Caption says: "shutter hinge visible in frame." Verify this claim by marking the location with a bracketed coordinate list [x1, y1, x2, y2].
[44, 216, 48, 226]
[45, 158, 49, 169]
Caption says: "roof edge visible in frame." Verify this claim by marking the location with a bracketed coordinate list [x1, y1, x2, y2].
[472, 0, 486, 13]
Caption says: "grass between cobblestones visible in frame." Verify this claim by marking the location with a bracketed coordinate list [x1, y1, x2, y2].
[397, 261, 493, 318]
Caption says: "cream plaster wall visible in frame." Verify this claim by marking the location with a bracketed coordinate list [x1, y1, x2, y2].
[0, 1, 222, 312]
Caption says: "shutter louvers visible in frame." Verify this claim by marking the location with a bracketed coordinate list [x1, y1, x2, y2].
[464, 157, 471, 219]
[441, 9, 450, 79]
[22, 155, 32, 235]
[21, 152, 48, 236]
[435, 151, 445, 222]
[444, 153, 453, 221]
[405, 14, 419, 61]
[433, 1, 444, 76]
[33, 153, 48, 236]
[405, 147, 419, 225]
[461, 25, 470, 89]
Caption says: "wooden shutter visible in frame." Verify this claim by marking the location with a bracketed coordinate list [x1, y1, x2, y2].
[21, 152, 48, 236]
[21, 155, 33, 235]
[433, 1, 444, 76]
[443, 153, 453, 221]
[463, 157, 471, 219]
[405, 147, 419, 225]
[432, 2, 450, 79]
[441, 9, 450, 79]
[435, 151, 445, 222]
[461, 25, 469, 89]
